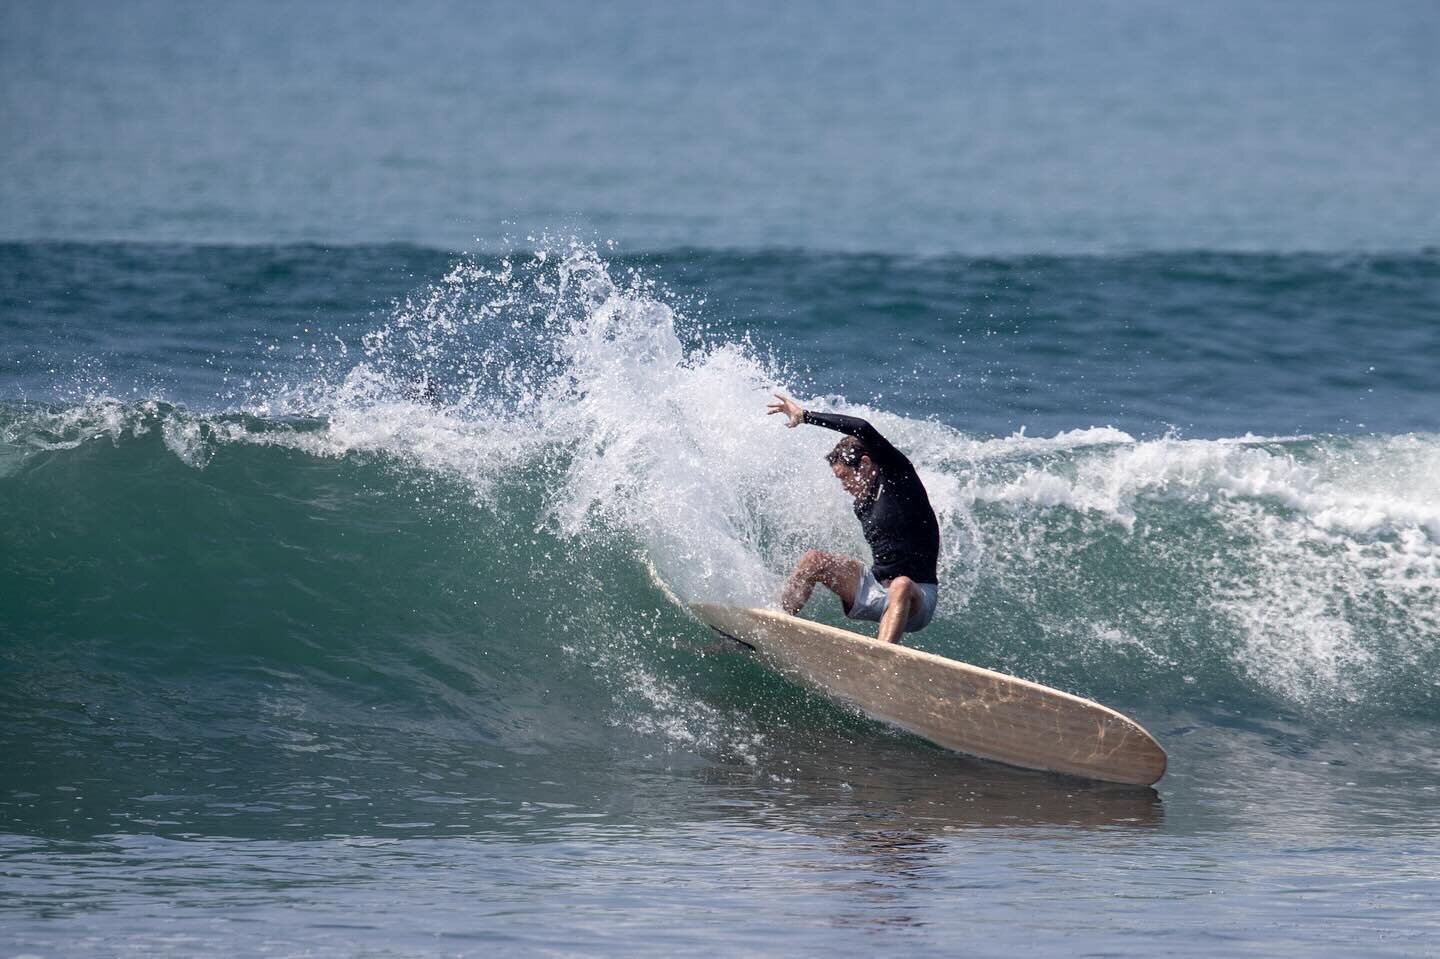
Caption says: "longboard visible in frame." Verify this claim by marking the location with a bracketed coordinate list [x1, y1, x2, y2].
[690, 603, 1166, 786]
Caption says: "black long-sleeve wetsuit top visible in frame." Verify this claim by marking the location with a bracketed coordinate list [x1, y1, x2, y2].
[803, 411, 941, 585]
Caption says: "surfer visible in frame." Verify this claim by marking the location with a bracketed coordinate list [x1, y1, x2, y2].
[767, 394, 940, 644]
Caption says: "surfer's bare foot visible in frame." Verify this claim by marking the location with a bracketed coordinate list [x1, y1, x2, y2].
[780, 586, 804, 616]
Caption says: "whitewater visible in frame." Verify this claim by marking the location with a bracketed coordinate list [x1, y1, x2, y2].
[8, 244, 1440, 723]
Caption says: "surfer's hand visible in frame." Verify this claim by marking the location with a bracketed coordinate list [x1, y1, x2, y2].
[768, 394, 804, 428]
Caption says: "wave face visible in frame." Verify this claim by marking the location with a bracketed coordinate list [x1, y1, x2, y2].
[4, 243, 1440, 839]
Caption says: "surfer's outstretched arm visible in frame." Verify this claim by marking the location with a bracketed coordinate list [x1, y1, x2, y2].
[766, 394, 906, 468]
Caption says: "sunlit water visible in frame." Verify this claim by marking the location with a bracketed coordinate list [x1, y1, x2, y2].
[4, 2, 1440, 955]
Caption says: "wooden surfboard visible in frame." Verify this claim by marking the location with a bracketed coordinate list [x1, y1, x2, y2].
[690, 603, 1167, 786]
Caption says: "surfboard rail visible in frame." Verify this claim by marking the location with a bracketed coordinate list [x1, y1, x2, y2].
[691, 603, 1166, 786]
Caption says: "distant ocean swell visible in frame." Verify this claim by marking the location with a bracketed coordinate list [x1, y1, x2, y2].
[5, 242, 1439, 442]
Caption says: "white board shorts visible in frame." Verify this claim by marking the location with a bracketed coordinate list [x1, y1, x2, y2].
[845, 568, 939, 633]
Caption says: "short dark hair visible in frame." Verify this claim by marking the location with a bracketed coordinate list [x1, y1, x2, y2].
[825, 436, 868, 469]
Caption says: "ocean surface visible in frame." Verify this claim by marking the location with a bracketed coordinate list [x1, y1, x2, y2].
[4, 3, 1440, 958]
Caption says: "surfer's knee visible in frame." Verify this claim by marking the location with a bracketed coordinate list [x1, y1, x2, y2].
[887, 576, 915, 604]
[799, 549, 830, 574]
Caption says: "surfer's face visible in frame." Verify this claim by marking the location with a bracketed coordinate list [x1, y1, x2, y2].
[831, 457, 875, 499]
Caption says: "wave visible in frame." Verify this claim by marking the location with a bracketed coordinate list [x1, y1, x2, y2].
[5, 244, 1440, 745]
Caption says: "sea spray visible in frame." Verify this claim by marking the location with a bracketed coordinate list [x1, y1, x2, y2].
[5, 243, 1440, 744]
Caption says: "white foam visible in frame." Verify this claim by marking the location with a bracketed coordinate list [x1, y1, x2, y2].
[13, 242, 1440, 715]
[965, 433, 1440, 541]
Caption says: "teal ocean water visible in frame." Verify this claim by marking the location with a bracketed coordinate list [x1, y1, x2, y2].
[6, 242, 1440, 956]
[4, 3, 1440, 957]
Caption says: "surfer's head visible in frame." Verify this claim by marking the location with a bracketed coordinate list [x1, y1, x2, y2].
[826, 437, 876, 499]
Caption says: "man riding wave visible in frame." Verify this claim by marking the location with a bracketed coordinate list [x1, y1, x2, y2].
[767, 394, 940, 645]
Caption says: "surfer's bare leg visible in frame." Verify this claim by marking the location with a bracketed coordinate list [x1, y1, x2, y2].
[877, 576, 921, 645]
[781, 550, 862, 616]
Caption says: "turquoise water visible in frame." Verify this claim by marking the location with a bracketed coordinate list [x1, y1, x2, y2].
[4, 3, 1440, 956]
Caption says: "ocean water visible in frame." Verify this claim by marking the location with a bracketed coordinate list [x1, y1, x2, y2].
[4, 3, 1440, 958]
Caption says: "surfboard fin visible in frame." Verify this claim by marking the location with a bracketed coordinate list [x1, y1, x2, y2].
[700, 625, 756, 654]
